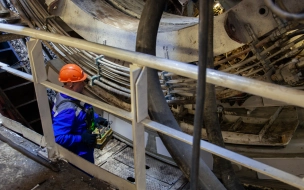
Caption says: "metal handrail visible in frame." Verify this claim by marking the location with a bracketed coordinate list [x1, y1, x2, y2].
[1, 24, 304, 108]
[1, 24, 304, 189]
[142, 119, 304, 189]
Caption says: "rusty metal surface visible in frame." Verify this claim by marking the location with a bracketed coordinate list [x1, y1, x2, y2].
[114, 147, 183, 185]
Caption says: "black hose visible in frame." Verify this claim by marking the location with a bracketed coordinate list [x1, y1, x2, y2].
[264, 0, 304, 21]
[190, 0, 211, 189]
[136, 0, 225, 189]
[204, 42, 245, 190]
[197, 1, 244, 189]
[0, 132, 59, 172]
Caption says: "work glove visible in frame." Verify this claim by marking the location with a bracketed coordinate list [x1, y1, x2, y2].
[95, 117, 109, 127]
[81, 130, 97, 146]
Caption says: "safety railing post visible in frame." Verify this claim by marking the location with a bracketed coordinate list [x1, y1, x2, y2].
[130, 64, 148, 189]
[27, 38, 58, 160]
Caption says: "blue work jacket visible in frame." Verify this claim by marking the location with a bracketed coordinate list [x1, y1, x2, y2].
[52, 93, 98, 163]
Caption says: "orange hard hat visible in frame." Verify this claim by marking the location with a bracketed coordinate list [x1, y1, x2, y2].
[59, 64, 87, 83]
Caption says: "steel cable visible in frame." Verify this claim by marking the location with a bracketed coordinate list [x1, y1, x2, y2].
[264, 0, 304, 21]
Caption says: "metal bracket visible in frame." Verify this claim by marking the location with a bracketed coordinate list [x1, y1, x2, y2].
[245, 24, 271, 71]
[89, 75, 99, 86]
[43, 15, 57, 31]
[89, 55, 104, 86]
[95, 55, 104, 75]
[37, 147, 49, 160]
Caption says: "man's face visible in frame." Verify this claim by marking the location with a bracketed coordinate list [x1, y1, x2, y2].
[72, 81, 85, 93]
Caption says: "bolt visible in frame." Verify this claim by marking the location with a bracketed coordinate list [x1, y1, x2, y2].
[230, 24, 236, 32]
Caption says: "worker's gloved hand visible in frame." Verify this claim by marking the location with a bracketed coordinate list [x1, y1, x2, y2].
[95, 117, 109, 127]
[81, 130, 97, 146]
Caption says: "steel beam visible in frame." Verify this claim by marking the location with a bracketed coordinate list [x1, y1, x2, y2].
[0, 62, 33, 82]
[130, 65, 147, 189]
[27, 38, 58, 160]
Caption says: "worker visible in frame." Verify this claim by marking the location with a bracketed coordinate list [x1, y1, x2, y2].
[52, 63, 108, 163]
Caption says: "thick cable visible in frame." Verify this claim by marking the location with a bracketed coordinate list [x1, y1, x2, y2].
[135, 0, 224, 189]
[190, 0, 212, 189]
[214, 36, 271, 66]
[264, 0, 304, 21]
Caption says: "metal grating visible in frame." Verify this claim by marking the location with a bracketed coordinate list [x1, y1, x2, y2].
[114, 147, 183, 184]
[168, 176, 189, 190]
[101, 159, 170, 190]
[94, 138, 127, 166]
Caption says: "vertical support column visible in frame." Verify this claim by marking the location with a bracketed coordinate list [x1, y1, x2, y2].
[130, 64, 147, 190]
[27, 39, 58, 160]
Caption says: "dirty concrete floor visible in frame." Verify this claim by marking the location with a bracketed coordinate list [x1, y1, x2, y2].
[0, 139, 116, 190]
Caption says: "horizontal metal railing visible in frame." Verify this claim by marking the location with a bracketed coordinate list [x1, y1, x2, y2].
[41, 81, 132, 120]
[1, 24, 304, 189]
[142, 119, 304, 188]
[1, 24, 304, 108]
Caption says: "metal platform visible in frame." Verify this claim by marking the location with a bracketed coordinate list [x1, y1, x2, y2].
[94, 139, 188, 189]
[0, 119, 299, 190]
[0, 124, 190, 190]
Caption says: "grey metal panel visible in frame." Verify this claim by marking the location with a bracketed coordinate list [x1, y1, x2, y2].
[101, 159, 170, 190]
[114, 147, 183, 184]
[255, 158, 304, 180]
